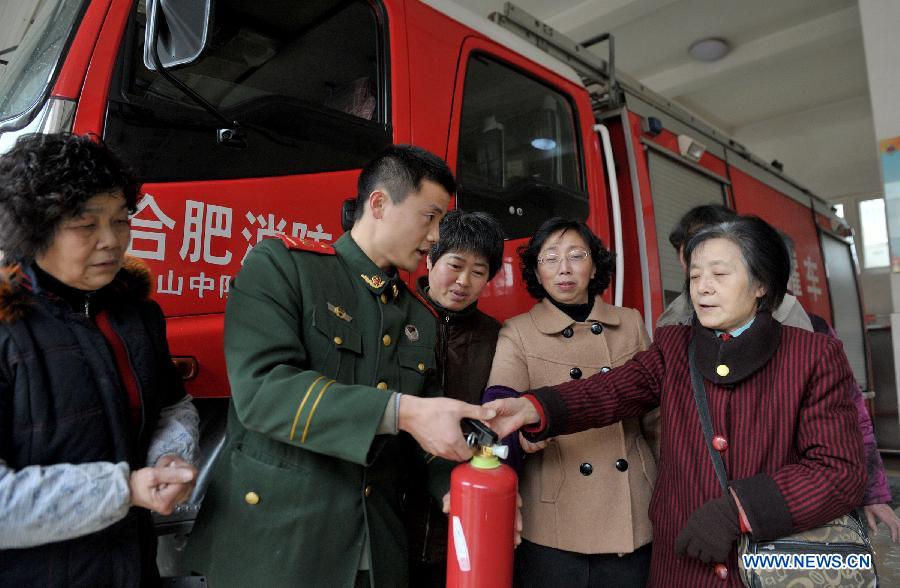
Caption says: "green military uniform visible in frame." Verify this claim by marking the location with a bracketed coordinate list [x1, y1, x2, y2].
[187, 233, 449, 587]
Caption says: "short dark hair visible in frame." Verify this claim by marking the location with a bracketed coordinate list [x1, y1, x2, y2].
[0, 133, 140, 263]
[518, 217, 614, 301]
[429, 210, 505, 279]
[683, 216, 789, 313]
[668, 204, 737, 252]
[352, 144, 456, 222]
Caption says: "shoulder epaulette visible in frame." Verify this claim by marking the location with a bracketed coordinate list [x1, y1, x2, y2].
[273, 233, 335, 255]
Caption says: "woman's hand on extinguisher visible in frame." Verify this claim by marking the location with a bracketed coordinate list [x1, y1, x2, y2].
[443, 491, 524, 546]
[483, 396, 541, 438]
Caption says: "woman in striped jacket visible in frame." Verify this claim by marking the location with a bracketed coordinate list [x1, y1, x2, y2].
[484, 216, 866, 587]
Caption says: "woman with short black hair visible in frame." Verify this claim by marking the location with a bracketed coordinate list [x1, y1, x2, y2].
[0, 133, 199, 586]
[406, 209, 506, 586]
[486, 216, 656, 587]
[484, 215, 866, 587]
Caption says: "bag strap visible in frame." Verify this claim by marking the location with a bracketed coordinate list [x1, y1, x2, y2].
[689, 339, 730, 494]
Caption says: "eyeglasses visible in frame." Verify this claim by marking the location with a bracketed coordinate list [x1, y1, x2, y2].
[537, 249, 590, 265]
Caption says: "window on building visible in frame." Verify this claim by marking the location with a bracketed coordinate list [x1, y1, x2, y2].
[456, 53, 586, 239]
[859, 198, 889, 268]
[833, 203, 844, 218]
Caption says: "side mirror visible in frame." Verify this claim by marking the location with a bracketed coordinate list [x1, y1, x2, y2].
[143, 0, 213, 70]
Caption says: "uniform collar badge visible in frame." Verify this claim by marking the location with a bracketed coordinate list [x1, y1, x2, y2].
[328, 302, 352, 322]
[360, 273, 385, 289]
[404, 324, 419, 342]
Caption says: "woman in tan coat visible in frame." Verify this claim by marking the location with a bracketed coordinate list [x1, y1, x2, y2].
[486, 217, 657, 587]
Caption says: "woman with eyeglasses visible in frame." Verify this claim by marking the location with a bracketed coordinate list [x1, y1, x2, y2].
[484, 217, 657, 587]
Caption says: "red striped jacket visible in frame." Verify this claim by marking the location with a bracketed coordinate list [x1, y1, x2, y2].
[530, 315, 865, 587]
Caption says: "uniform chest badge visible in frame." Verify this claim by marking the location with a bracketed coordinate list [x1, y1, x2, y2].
[404, 324, 419, 342]
[361, 274, 385, 289]
[328, 303, 352, 322]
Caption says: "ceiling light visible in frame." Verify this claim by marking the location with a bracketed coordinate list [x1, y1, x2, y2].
[531, 138, 557, 151]
[688, 38, 730, 62]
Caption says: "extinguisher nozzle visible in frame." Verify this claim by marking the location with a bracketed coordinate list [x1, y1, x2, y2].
[490, 444, 509, 460]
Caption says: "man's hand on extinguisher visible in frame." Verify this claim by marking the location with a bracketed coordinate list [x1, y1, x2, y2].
[398, 396, 497, 462]
[443, 492, 524, 546]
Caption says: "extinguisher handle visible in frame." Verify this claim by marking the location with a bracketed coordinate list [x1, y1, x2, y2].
[461, 417, 499, 448]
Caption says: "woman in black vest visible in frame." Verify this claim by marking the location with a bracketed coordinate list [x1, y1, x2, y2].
[0, 133, 199, 586]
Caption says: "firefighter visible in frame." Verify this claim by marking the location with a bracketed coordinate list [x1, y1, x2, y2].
[186, 145, 494, 587]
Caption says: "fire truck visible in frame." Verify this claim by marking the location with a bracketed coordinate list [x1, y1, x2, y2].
[0, 0, 870, 570]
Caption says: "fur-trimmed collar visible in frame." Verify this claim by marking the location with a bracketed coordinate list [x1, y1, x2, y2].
[0, 256, 152, 323]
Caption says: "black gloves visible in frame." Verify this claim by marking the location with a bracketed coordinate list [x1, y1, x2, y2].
[675, 495, 741, 563]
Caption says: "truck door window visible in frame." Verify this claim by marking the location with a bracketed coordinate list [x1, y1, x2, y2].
[456, 53, 586, 239]
[106, 0, 388, 181]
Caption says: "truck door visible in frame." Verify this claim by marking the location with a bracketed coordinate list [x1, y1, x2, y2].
[102, 0, 394, 398]
[440, 38, 604, 321]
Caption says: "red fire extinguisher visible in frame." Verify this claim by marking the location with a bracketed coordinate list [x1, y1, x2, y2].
[447, 420, 518, 588]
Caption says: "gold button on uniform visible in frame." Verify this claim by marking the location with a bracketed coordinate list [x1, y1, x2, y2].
[376, 381, 388, 390]
[380, 293, 388, 304]
[417, 362, 426, 373]
[364, 485, 372, 498]
[333, 336, 343, 346]
[382, 334, 392, 346]
[716, 364, 730, 377]
[245, 491, 260, 505]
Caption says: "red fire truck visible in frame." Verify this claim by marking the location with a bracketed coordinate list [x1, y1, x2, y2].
[0, 0, 869, 566]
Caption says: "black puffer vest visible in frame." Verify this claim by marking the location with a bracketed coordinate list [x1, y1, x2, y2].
[0, 258, 185, 587]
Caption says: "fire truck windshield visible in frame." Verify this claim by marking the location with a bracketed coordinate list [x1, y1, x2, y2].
[0, 1, 83, 125]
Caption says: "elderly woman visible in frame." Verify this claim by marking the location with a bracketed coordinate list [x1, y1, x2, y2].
[0, 133, 199, 586]
[485, 217, 656, 587]
[485, 216, 865, 587]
